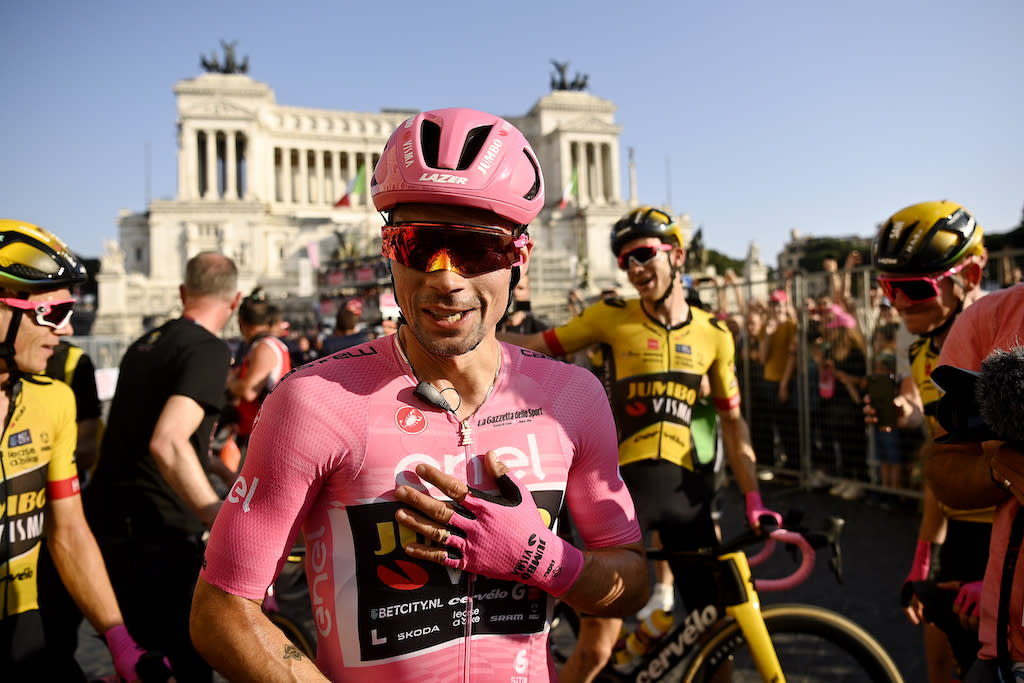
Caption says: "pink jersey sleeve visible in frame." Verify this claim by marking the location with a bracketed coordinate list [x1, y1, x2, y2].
[515, 348, 641, 550]
[202, 359, 369, 599]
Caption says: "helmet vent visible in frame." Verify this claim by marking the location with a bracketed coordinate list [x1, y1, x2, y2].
[522, 150, 541, 200]
[7, 263, 51, 281]
[419, 120, 442, 168]
[457, 125, 493, 170]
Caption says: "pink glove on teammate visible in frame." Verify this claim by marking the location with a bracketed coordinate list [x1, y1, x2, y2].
[442, 473, 584, 597]
[899, 539, 932, 607]
[104, 624, 173, 683]
[904, 541, 932, 583]
[953, 580, 983, 618]
[104, 624, 146, 682]
[744, 491, 783, 530]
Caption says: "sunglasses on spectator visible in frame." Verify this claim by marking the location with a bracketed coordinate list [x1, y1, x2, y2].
[0, 297, 75, 330]
[382, 223, 528, 276]
[618, 243, 673, 270]
[877, 262, 968, 304]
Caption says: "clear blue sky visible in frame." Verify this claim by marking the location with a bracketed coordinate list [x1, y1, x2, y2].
[2, 0, 1021, 265]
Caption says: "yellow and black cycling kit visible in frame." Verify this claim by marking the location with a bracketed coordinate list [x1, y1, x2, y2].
[543, 298, 739, 471]
[1, 375, 78, 619]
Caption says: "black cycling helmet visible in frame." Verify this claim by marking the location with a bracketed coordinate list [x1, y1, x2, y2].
[610, 206, 685, 256]
[0, 219, 87, 294]
[872, 201, 984, 274]
[0, 219, 86, 366]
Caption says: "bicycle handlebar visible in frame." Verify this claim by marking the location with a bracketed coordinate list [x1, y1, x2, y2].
[751, 528, 816, 593]
[649, 513, 845, 594]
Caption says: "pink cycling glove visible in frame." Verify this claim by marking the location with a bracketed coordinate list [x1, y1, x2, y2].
[899, 539, 932, 606]
[904, 540, 932, 584]
[442, 473, 584, 597]
[104, 624, 173, 683]
[744, 491, 783, 530]
[954, 580, 983, 618]
[104, 624, 145, 682]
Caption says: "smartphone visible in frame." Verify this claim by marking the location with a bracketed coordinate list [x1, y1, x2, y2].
[867, 373, 898, 428]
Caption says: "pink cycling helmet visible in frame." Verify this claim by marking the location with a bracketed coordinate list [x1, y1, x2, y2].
[371, 108, 544, 226]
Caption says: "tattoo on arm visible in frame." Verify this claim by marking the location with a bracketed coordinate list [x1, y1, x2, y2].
[283, 644, 305, 661]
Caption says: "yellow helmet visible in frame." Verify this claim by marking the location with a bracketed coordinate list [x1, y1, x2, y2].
[610, 206, 685, 256]
[0, 219, 86, 293]
[872, 201, 984, 274]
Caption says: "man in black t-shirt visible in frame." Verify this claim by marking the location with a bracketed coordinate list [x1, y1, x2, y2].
[85, 252, 240, 682]
[498, 273, 549, 335]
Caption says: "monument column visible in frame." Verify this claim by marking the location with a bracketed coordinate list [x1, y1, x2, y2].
[282, 147, 293, 204]
[299, 148, 310, 204]
[204, 129, 218, 199]
[178, 124, 196, 200]
[578, 143, 590, 208]
[225, 131, 237, 200]
[313, 148, 324, 204]
[331, 150, 341, 205]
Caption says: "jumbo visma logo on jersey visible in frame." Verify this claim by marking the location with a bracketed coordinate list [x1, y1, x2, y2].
[344, 490, 563, 661]
[612, 371, 703, 438]
[0, 463, 48, 559]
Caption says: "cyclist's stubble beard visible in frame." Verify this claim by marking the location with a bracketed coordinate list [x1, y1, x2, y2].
[404, 290, 492, 359]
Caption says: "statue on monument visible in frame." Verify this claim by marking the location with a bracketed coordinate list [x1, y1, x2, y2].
[101, 240, 126, 274]
[201, 40, 250, 74]
[747, 240, 762, 265]
[549, 60, 589, 92]
[686, 227, 707, 273]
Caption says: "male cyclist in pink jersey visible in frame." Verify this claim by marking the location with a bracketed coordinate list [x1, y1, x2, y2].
[190, 108, 648, 682]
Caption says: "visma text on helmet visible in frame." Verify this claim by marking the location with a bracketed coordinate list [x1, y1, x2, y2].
[419, 173, 469, 185]
[402, 139, 415, 167]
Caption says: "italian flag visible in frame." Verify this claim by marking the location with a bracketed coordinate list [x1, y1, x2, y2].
[559, 168, 578, 210]
[334, 164, 367, 207]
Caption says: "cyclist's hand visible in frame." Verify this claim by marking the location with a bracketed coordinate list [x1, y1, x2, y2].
[104, 624, 174, 682]
[899, 539, 933, 625]
[395, 450, 584, 597]
[899, 585, 926, 625]
[744, 491, 783, 531]
[947, 580, 983, 632]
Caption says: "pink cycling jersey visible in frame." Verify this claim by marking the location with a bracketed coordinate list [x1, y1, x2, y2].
[202, 335, 640, 682]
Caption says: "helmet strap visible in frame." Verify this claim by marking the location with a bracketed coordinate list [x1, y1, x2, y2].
[653, 263, 682, 309]
[507, 266, 521, 313]
[0, 310, 23, 369]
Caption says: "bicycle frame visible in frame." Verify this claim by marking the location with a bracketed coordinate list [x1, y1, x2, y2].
[624, 550, 782, 682]
[610, 526, 825, 682]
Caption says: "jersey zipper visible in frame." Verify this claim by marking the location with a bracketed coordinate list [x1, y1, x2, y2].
[460, 417, 475, 682]
[657, 325, 670, 459]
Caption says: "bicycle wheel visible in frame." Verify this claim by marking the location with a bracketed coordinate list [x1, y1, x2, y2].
[684, 604, 903, 683]
[268, 611, 317, 661]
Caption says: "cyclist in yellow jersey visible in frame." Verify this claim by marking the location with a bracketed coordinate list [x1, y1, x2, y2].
[500, 206, 780, 683]
[0, 219, 157, 680]
[869, 200, 993, 682]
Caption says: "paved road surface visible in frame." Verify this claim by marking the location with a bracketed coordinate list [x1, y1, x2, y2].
[75, 477, 929, 681]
